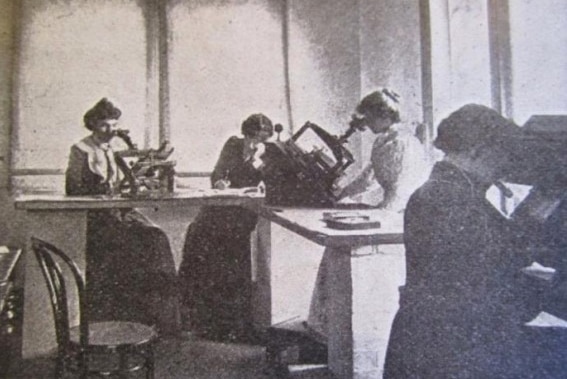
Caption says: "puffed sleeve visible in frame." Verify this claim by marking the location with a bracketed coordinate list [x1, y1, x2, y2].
[372, 136, 405, 192]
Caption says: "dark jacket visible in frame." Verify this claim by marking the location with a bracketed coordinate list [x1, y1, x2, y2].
[178, 136, 264, 340]
[384, 161, 539, 378]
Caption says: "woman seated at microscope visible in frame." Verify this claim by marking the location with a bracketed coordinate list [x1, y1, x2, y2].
[65, 98, 179, 334]
[178, 113, 273, 342]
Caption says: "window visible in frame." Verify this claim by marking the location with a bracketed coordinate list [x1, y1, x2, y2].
[167, 0, 287, 173]
[13, 0, 148, 173]
[12, 0, 289, 191]
[509, 0, 567, 125]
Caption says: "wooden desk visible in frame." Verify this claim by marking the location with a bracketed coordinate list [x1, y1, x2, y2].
[14, 189, 264, 358]
[254, 207, 404, 379]
[16, 192, 405, 378]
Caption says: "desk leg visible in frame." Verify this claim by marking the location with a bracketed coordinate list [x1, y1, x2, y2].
[326, 245, 404, 379]
[251, 215, 272, 329]
[22, 210, 87, 358]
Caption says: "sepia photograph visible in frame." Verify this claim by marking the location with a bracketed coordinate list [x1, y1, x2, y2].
[1, 0, 566, 378]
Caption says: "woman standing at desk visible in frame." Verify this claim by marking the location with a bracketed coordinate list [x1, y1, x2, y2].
[334, 88, 431, 211]
[178, 113, 273, 342]
[65, 98, 179, 334]
[308, 89, 432, 342]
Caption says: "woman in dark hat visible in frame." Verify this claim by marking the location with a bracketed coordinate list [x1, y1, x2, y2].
[178, 113, 273, 342]
[65, 98, 180, 334]
[383, 104, 542, 378]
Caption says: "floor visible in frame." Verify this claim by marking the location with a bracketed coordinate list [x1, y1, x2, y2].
[9, 333, 335, 379]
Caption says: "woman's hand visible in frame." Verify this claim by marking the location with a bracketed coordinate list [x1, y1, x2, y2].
[213, 179, 231, 190]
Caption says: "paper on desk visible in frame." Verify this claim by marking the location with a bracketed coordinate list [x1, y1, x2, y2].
[0, 246, 9, 254]
[486, 182, 532, 219]
[526, 311, 567, 328]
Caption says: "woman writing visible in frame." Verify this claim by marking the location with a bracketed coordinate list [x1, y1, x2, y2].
[178, 113, 274, 342]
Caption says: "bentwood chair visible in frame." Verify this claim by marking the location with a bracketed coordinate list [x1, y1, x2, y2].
[32, 237, 158, 378]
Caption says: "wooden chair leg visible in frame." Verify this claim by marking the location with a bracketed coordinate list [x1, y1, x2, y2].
[79, 351, 89, 379]
[118, 350, 129, 379]
[146, 344, 155, 379]
[54, 352, 66, 379]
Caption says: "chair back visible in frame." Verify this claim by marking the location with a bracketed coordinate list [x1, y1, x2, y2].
[31, 237, 89, 352]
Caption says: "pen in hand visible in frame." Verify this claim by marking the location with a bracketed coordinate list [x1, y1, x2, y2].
[214, 170, 231, 190]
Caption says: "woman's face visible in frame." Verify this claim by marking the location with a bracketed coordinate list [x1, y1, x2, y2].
[247, 129, 272, 145]
[256, 129, 272, 143]
[92, 118, 119, 143]
[366, 114, 395, 134]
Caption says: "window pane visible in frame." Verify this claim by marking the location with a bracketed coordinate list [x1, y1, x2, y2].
[510, 0, 567, 125]
[13, 0, 147, 172]
[167, 0, 287, 173]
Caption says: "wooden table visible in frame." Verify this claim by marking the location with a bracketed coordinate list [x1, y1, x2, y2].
[16, 192, 405, 379]
[14, 189, 265, 358]
[254, 206, 404, 379]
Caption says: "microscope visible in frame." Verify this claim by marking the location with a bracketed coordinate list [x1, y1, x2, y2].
[113, 129, 176, 197]
[263, 115, 367, 207]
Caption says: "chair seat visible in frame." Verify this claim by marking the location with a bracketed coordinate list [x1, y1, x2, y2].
[32, 238, 157, 377]
[70, 321, 157, 347]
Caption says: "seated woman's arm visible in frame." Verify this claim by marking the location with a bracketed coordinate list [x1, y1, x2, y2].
[210, 137, 239, 188]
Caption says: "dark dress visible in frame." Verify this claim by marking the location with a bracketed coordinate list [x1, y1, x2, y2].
[178, 136, 262, 340]
[383, 161, 541, 378]
[65, 136, 180, 334]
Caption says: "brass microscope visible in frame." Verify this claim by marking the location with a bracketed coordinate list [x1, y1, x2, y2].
[113, 129, 176, 197]
[263, 115, 367, 207]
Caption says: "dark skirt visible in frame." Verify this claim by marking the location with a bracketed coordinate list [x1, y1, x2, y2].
[86, 209, 180, 335]
[384, 290, 550, 379]
[178, 206, 258, 340]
